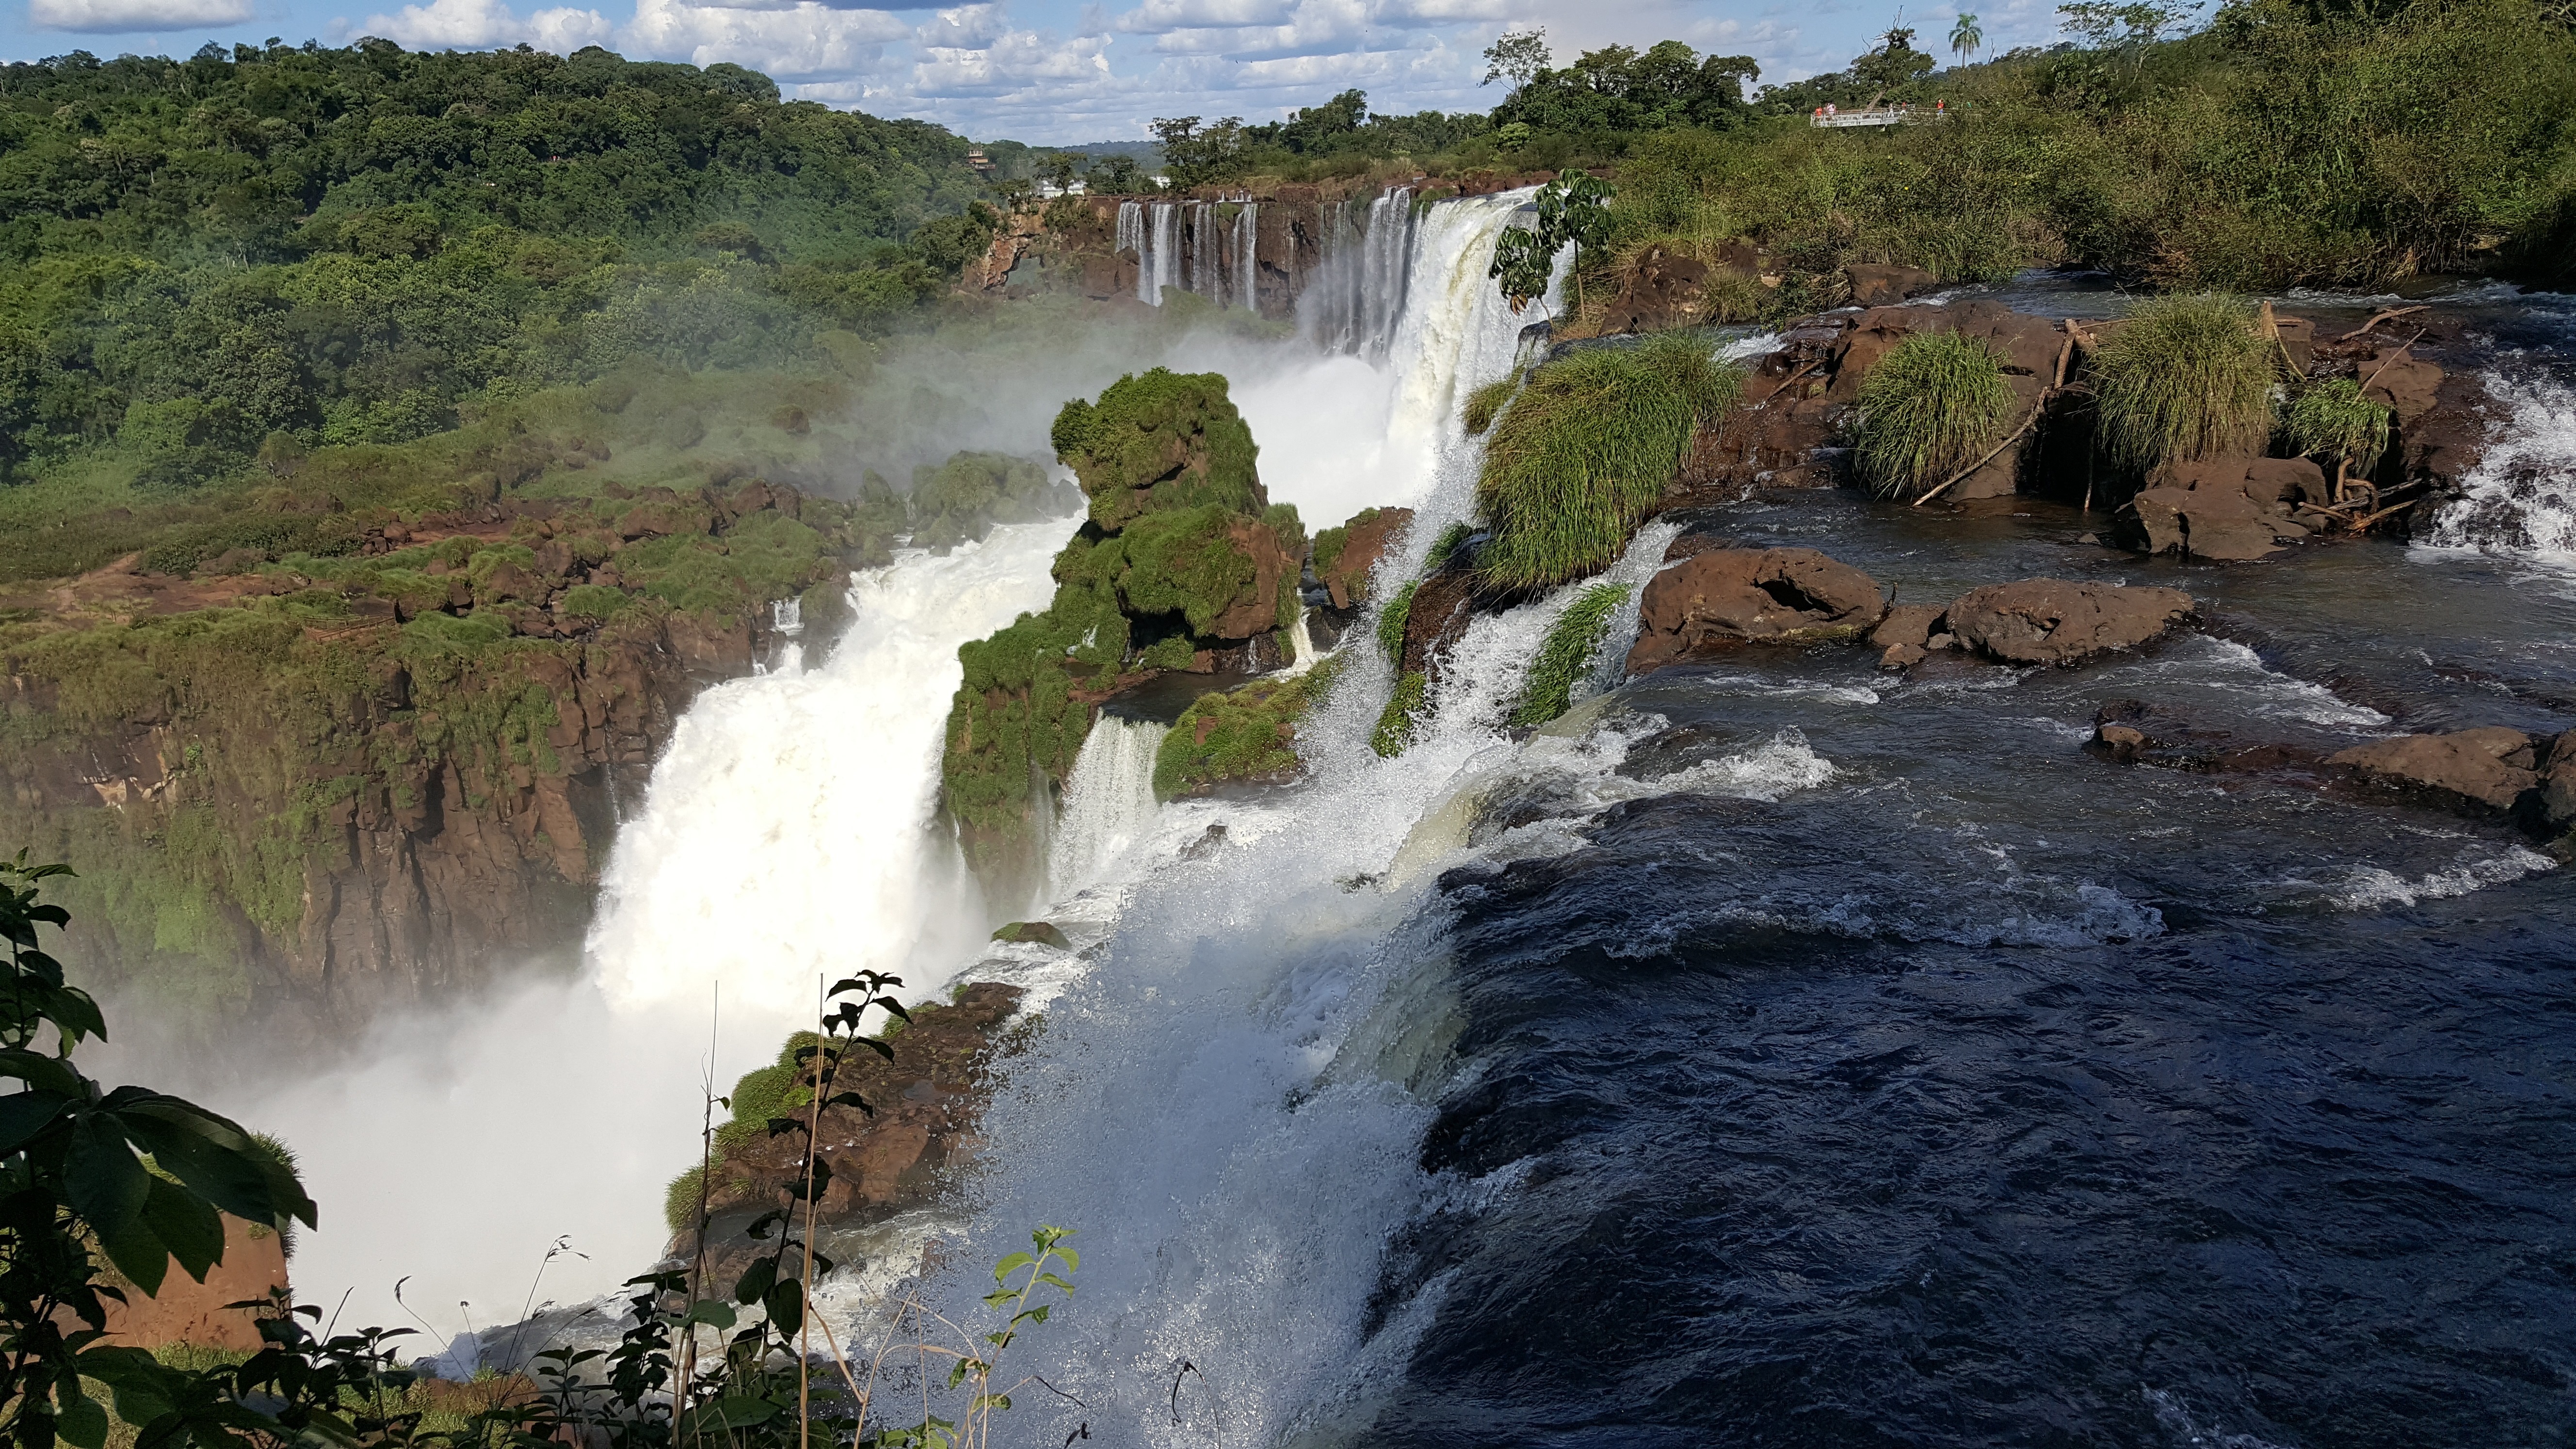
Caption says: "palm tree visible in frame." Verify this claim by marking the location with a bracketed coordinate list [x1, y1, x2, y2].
[1949, 11, 1982, 65]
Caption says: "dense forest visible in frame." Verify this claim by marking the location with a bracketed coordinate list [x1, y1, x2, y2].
[0, 41, 998, 490]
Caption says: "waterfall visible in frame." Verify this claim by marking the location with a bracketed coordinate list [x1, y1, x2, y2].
[1047, 715, 1170, 900]
[1150, 202, 1179, 306]
[1117, 201, 1148, 305]
[1283, 603, 1320, 674]
[2416, 373, 2576, 563]
[1298, 188, 1418, 359]
[1190, 201, 1217, 305]
[1234, 202, 1258, 312]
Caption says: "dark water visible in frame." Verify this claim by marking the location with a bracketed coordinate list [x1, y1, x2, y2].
[1367, 484, 2576, 1444]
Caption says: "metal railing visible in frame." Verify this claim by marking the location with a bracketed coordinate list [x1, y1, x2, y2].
[1808, 107, 1948, 128]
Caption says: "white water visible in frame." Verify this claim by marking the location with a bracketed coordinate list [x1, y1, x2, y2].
[2417, 372, 2576, 562]
[1046, 715, 1168, 901]
[1234, 203, 1258, 312]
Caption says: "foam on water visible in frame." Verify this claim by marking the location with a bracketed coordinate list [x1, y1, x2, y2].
[2417, 372, 2576, 565]
[2319, 844, 2557, 910]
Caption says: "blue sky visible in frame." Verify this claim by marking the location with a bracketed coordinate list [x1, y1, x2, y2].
[4, 0, 2067, 143]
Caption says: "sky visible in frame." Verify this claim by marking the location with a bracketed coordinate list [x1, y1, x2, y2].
[4, 0, 2069, 143]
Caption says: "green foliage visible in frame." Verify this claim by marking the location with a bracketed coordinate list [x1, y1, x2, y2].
[1153, 659, 1340, 798]
[1425, 523, 1473, 569]
[1377, 580, 1419, 661]
[1492, 170, 1617, 313]
[1510, 583, 1631, 726]
[1488, 39, 1761, 134]
[1118, 506, 1257, 634]
[2281, 377, 2391, 475]
[1849, 332, 2015, 498]
[1138, 635, 1196, 671]
[1463, 378, 1518, 435]
[1371, 671, 1430, 758]
[910, 452, 1077, 549]
[1050, 369, 1263, 531]
[2089, 293, 2276, 474]
[1475, 336, 1742, 591]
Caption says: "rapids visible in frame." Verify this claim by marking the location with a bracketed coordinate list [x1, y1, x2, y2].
[229, 186, 2576, 1445]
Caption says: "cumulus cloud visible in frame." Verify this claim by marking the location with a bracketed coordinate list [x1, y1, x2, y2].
[27, 0, 251, 32]
[622, 0, 913, 78]
[359, 0, 613, 49]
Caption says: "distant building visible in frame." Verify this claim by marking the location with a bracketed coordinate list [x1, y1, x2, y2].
[1034, 180, 1089, 198]
[966, 148, 995, 174]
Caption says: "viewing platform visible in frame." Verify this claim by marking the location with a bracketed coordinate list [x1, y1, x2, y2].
[1810, 106, 1947, 128]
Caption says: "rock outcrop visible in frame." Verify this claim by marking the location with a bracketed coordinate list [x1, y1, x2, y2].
[2328, 728, 2544, 811]
[99, 1215, 290, 1352]
[1944, 580, 2196, 665]
[1843, 264, 1939, 307]
[1625, 547, 1887, 675]
[1602, 242, 1758, 335]
[1311, 507, 1412, 610]
[2124, 456, 2331, 562]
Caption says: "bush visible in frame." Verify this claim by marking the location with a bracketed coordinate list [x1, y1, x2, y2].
[1050, 369, 1263, 530]
[1377, 579, 1419, 660]
[2089, 293, 2276, 475]
[1848, 332, 2014, 499]
[1475, 336, 1741, 591]
[2281, 377, 2390, 479]
[1510, 583, 1630, 726]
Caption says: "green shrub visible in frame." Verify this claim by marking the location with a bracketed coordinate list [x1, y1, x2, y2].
[1702, 270, 1772, 325]
[557, 583, 633, 621]
[2090, 294, 2276, 475]
[1464, 378, 1518, 435]
[1050, 368, 1263, 530]
[1848, 331, 2015, 499]
[1119, 505, 1259, 634]
[1425, 522, 1472, 569]
[1474, 335, 1741, 591]
[2281, 377, 2391, 478]
[1510, 582, 1630, 726]
[664, 1162, 708, 1236]
[1371, 671, 1430, 758]
[1139, 635, 1195, 670]
[910, 451, 1076, 547]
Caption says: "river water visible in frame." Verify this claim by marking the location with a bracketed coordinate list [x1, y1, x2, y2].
[246, 191, 2576, 1445]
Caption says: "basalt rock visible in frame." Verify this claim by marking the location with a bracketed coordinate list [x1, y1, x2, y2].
[1312, 506, 1413, 609]
[1944, 580, 2195, 666]
[1626, 547, 1887, 675]
[1602, 244, 1714, 335]
[2123, 456, 2329, 562]
[1843, 264, 1939, 307]
[2328, 728, 2543, 812]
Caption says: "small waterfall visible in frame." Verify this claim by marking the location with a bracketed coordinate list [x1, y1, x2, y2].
[1234, 202, 1259, 312]
[1298, 189, 1418, 358]
[1191, 201, 1217, 305]
[2417, 373, 2576, 559]
[1047, 715, 1170, 900]
[1283, 603, 1320, 674]
[765, 596, 805, 676]
[1116, 201, 1149, 305]
[1150, 202, 1179, 305]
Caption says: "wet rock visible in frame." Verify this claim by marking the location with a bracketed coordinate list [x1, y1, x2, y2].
[1843, 263, 1938, 307]
[1944, 579, 2195, 666]
[1879, 643, 1927, 670]
[1819, 301, 2067, 500]
[1870, 603, 1946, 650]
[2123, 457, 2328, 562]
[990, 920, 1070, 949]
[2361, 345, 2445, 424]
[2328, 727, 2541, 811]
[1626, 547, 1887, 676]
[1313, 506, 1412, 609]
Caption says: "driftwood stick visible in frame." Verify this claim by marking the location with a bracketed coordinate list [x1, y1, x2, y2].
[2359, 332, 2427, 392]
[2339, 304, 2426, 341]
[2349, 486, 2427, 531]
[1914, 413, 2039, 508]
[2051, 328, 2075, 388]
[1761, 356, 1825, 403]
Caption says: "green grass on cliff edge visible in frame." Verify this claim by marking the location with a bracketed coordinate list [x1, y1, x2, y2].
[1848, 332, 2015, 499]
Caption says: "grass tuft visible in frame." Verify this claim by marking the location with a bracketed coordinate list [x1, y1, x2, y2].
[2089, 293, 2276, 476]
[1463, 378, 1518, 436]
[1848, 331, 2015, 499]
[1371, 671, 1429, 758]
[1509, 582, 1631, 726]
[2280, 377, 2391, 477]
[1376, 579, 1419, 661]
[1474, 335, 1741, 592]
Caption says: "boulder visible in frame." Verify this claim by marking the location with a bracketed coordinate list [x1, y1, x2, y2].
[2361, 346, 2444, 424]
[1943, 579, 2195, 665]
[1844, 263, 1939, 307]
[2327, 727, 2540, 811]
[1819, 301, 2064, 500]
[1626, 547, 1887, 676]
[1870, 603, 1946, 650]
[1313, 506, 1412, 609]
[1603, 244, 1711, 335]
[2123, 456, 2328, 562]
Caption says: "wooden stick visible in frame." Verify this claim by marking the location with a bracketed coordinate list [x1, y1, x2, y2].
[2350, 485, 2427, 531]
[1761, 356, 1825, 403]
[1914, 412, 2039, 507]
[2051, 328, 2075, 388]
[2339, 304, 2425, 341]
[2359, 332, 2426, 392]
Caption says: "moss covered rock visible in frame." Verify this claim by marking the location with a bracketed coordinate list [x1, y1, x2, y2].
[1154, 659, 1340, 799]
[910, 451, 1079, 549]
[1311, 506, 1412, 610]
[1050, 368, 1265, 531]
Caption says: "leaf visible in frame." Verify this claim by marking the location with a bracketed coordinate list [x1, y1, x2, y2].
[967, 1394, 1012, 1412]
[734, 1256, 777, 1305]
[683, 1397, 779, 1432]
[0, 1089, 68, 1152]
[682, 1300, 737, 1330]
[980, 1289, 1014, 1310]
[66, 1116, 150, 1233]
[140, 1173, 225, 1283]
[1012, 1305, 1050, 1327]
[55, 1393, 109, 1449]
[1053, 1246, 1079, 1272]
[763, 1280, 803, 1339]
[1037, 1272, 1075, 1295]
[0, 1048, 81, 1095]
[992, 1251, 1033, 1282]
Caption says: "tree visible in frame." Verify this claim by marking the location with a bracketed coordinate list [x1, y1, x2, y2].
[1951, 12, 1984, 64]
[1088, 153, 1145, 193]
[1482, 29, 1551, 94]
[1851, 24, 1939, 93]
[1488, 170, 1615, 315]
[1040, 152, 1081, 191]
[1149, 115, 1248, 188]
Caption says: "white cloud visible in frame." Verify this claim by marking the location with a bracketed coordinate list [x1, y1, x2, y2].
[622, 0, 914, 78]
[27, 0, 251, 32]
[356, 0, 612, 49]
[1114, 0, 1296, 32]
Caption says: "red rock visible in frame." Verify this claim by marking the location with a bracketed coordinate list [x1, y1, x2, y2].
[2328, 727, 2539, 810]
[1626, 547, 1886, 675]
[1943, 579, 2195, 665]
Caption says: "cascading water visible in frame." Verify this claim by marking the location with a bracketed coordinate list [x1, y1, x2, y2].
[1233, 202, 1258, 312]
[1045, 715, 1170, 901]
[1151, 202, 1179, 306]
[1115, 201, 1148, 305]
[2416, 372, 2576, 559]
[1299, 189, 1420, 358]
[1190, 200, 1216, 305]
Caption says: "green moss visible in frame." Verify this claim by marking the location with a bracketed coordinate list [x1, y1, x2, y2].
[1425, 522, 1472, 569]
[2090, 293, 2276, 475]
[1371, 671, 1430, 758]
[557, 583, 633, 621]
[1138, 635, 1195, 671]
[910, 450, 1078, 548]
[1476, 336, 1742, 591]
[1118, 505, 1259, 633]
[1153, 658, 1341, 798]
[1050, 368, 1264, 531]
[1849, 331, 2015, 499]
[1510, 583, 1631, 727]
[1377, 580, 1419, 661]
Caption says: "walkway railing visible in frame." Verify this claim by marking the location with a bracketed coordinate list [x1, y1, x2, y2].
[1809, 107, 1948, 128]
